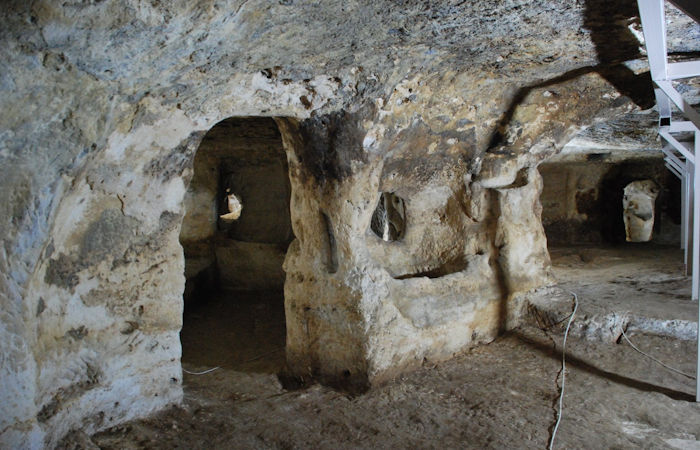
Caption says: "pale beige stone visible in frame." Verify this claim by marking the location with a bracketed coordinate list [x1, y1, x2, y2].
[1, 1, 696, 447]
[624, 180, 660, 242]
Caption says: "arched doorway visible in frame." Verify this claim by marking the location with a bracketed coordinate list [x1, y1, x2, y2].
[179, 117, 293, 373]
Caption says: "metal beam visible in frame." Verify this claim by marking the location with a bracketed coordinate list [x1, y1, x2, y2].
[655, 88, 672, 121]
[666, 162, 682, 178]
[686, 164, 694, 272]
[670, 121, 699, 133]
[681, 167, 688, 251]
[637, 0, 700, 401]
[662, 144, 686, 169]
[694, 131, 700, 302]
[668, 61, 700, 80]
[660, 129, 695, 162]
[695, 131, 700, 402]
[638, 0, 668, 80]
[656, 80, 700, 130]
[665, 156, 684, 177]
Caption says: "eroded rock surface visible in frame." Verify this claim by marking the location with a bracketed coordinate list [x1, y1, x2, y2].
[1, 0, 698, 447]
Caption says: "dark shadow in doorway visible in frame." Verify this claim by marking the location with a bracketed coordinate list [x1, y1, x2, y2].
[181, 290, 286, 374]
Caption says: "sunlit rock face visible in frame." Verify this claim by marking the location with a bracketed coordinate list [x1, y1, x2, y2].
[2, 0, 697, 447]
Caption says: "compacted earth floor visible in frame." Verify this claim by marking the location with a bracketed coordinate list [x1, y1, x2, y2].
[79, 244, 700, 449]
[180, 290, 287, 375]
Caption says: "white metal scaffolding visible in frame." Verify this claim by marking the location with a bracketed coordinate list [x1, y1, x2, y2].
[637, 0, 700, 400]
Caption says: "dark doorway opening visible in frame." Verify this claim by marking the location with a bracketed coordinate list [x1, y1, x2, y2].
[538, 159, 680, 247]
[179, 117, 293, 374]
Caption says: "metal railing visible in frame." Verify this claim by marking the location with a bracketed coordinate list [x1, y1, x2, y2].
[637, 0, 700, 400]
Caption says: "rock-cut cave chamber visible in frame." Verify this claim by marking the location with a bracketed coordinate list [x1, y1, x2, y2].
[179, 117, 293, 374]
[1, 0, 699, 447]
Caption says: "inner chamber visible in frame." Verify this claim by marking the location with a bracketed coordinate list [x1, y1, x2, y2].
[179, 117, 293, 373]
[538, 158, 680, 246]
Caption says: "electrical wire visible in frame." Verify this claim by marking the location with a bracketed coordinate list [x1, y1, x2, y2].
[619, 327, 695, 380]
[181, 348, 284, 376]
[548, 293, 695, 449]
[549, 291, 578, 450]
[182, 366, 220, 375]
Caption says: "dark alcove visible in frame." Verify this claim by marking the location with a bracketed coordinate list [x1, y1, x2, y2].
[179, 117, 293, 374]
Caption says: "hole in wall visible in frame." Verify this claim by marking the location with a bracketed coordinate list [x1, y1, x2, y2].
[586, 152, 610, 162]
[392, 256, 468, 280]
[178, 117, 294, 374]
[370, 192, 406, 242]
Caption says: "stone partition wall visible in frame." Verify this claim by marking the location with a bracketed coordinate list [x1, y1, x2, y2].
[279, 107, 523, 388]
[1, 73, 636, 448]
[278, 70, 630, 387]
[1, 0, 675, 446]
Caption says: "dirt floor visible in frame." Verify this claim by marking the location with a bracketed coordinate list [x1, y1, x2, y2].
[79, 244, 700, 449]
[180, 290, 287, 375]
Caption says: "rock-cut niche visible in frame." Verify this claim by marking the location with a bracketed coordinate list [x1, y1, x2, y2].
[370, 192, 406, 242]
[178, 117, 294, 373]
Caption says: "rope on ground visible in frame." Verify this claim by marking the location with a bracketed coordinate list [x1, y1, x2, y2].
[619, 327, 696, 380]
[182, 366, 220, 375]
[549, 291, 578, 450]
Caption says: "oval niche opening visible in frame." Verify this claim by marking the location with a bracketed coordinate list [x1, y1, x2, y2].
[370, 192, 406, 242]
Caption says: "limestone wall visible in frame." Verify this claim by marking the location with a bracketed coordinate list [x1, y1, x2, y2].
[0, 0, 681, 446]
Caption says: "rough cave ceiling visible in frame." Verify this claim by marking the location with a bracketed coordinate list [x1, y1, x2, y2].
[2, 1, 700, 448]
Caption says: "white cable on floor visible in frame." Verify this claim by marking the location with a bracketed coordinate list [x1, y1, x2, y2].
[619, 327, 696, 380]
[549, 291, 578, 450]
[182, 366, 220, 375]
